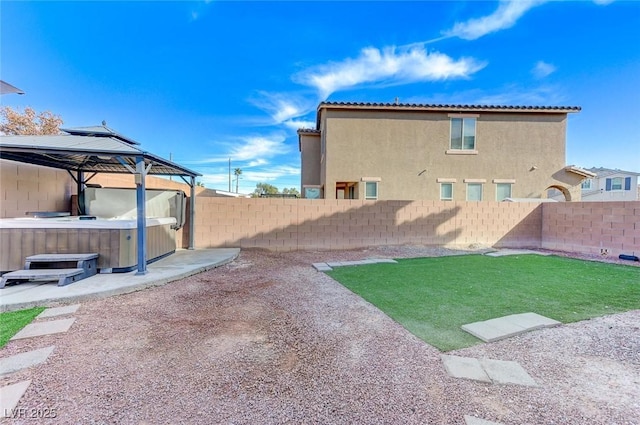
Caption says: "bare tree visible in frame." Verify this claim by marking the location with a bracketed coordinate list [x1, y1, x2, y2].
[0, 106, 63, 135]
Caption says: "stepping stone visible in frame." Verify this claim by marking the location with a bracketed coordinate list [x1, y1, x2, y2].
[479, 358, 538, 386]
[508, 312, 560, 330]
[464, 415, 505, 425]
[462, 312, 561, 342]
[10, 318, 76, 341]
[0, 346, 55, 377]
[484, 249, 550, 257]
[312, 263, 333, 272]
[441, 355, 491, 383]
[372, 258, 398, 264]
[37, 304, 81, 319]
[0, 380, 31, 417]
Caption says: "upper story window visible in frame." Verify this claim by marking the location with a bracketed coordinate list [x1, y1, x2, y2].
[606, 177, 630, 191]
[365, 181, 378, 200]
[581, 179, 592, 190]
[450, 118, 476, 150]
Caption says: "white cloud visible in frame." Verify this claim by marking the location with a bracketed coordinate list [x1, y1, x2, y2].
[444, 0, 547, 40]
[248, 91, 315, 124]
[194, 133, 290, 164]
[532, 61, 556, 79]
[294, 45, 486, 99]
[593, 0, 614, 5]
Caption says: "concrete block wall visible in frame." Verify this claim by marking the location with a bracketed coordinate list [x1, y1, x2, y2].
[541, 201, 640, 257]
[192, 198, 542, 251]
[0, 160, 74, 218]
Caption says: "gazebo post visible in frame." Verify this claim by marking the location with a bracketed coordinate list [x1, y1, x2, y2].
[135, 156, 148, 275]
[189, 175, 196, 250]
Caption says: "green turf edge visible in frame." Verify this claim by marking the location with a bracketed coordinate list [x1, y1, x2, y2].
[327, 254, 640, 352]
[0, 307, 46, 348]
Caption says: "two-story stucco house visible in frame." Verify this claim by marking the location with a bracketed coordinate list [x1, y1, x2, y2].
[579, 167, 640, 201]
[298, 101, 592, 201]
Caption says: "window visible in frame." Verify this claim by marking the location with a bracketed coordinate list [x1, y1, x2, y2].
[581, 179, 592, 190]
[467, 183, 483, 201]
[606, 177, 631, 191]
[440, 183, 453, 201]
[365, 181, 378, 200]
[450, 118, 476, 150]
[496, 183, 512, 201]
[611, 177, 623, 191]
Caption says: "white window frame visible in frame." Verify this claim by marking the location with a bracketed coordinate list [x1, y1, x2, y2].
[611, 177, 623, 191]
[581, 179, 592, 190]
[449, 117, 476, 151]
[364, 181, 378, 200]
[440, 183, 453, 201]
[495, 183, 512, 201]
[466, 183, 483, 201]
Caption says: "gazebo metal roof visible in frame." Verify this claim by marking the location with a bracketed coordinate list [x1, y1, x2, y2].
[0, 126, 200, 177]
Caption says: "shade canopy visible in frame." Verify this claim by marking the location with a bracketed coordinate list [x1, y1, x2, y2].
[0, 126, 200, 178]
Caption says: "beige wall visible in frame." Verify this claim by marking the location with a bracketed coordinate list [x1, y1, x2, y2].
[542, 201, 639, 257]
[191, 198, 543, 251]
[1, 160, 74, 218]
[314, 108, 577, 201]
[189, 198, 638, 259]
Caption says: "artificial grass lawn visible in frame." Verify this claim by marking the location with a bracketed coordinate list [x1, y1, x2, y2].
[327, 255, 640, 351]
[0, 307, 46, 348]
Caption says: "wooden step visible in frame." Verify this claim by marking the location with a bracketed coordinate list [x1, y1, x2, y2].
[1, 268, 85, 288]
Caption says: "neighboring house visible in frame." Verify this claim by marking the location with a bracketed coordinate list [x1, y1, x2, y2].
[579, 167, 640, 201]
[298, 102, 592, 201]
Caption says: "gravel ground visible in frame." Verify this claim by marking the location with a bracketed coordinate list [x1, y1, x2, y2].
[2, 246, 639, 425]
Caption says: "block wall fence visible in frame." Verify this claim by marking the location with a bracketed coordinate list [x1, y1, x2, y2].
[1, 161, 638, 258]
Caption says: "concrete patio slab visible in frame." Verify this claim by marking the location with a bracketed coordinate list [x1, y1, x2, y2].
[479, 358, 538, 386]
[0, 346, 55, 377]
[462, 312, 561, 342]
[10, 318, 76, 341]
[37, 304, 81, 319]
[464, 415, 505, 425]
[441, 355, 491, 383]
[0, 248, 240, 312]
[0, 380, 31, 417]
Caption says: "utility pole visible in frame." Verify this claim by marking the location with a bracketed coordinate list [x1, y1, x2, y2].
[228, 158, 231, 192]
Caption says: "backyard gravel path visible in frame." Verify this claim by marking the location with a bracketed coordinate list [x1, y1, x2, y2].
[2, 246, 638, 424]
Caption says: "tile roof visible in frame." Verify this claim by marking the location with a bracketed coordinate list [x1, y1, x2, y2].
[587, 167, 640, 176]
[318, 101, 581, 113]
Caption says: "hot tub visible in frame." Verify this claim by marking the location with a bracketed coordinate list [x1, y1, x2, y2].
[0, 216, 177, 273]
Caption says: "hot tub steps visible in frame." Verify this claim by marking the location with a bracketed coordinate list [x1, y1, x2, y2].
[0, 253, 98, 288]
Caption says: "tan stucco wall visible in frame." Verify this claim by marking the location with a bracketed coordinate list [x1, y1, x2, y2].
[299, 133, 321, 191]
[318, 109, 575, 201]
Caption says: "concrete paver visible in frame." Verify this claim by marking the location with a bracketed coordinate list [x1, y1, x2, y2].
[461, 312, 561, 342]
[0, 346, 55, 377]
[485, 249, 550, 257]
[464, 415, 505, 425]
[312, 263, 333, 271]
[36, 304, 81, 319]
[479, 358, 538, 386]
[0, 380, 31, 418]
[10, 318, 76, 341]
[441, 355, 491, 383]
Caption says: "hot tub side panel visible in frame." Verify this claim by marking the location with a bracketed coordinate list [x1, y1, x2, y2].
[0, 224, 175, 273]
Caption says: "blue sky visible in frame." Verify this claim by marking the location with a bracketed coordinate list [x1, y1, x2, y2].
[2, 0, 639, 193]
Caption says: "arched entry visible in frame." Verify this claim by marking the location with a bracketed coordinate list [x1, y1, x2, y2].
[545, 185, 571, 201]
